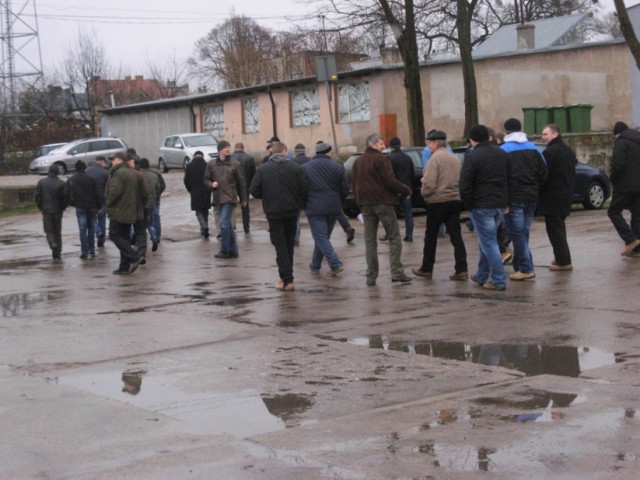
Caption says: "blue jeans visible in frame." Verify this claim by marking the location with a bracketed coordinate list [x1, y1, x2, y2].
[399, 195, 414, 238]
[470, 208, 505, 288]
[94, 204, 106, 238]
[153, 204, 161, 240]
[219, 203, 238, 256]
[76, 208, 96, 256]
[504, 202, 536, 273]
[144, 208, 158, 242]
[307, 215, 342, 271]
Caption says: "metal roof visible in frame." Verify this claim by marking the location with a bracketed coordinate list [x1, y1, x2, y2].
[473, 14, 589, 58]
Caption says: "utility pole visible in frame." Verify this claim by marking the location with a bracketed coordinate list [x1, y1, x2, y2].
[0, 0, 45, 130]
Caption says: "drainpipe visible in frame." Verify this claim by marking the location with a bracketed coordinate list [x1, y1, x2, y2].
[268, 88, 277, 138]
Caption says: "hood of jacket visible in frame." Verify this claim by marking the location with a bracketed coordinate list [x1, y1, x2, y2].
[618, 128, 640, 147]
[269, 153, 290, 163]
[504, 131, 529, 144]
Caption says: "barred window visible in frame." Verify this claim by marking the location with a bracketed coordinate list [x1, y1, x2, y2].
[338, 82, 370, 123]
[291, 88, 320, 127]
[203, 104, 224, 138]
[243, 98, 259, 134]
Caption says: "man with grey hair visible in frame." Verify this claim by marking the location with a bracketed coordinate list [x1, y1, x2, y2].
[351, 133, 412, 285]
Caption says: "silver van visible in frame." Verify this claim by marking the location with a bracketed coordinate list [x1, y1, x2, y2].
[158, 133, 218, 172]
[29, 137, 128, 175]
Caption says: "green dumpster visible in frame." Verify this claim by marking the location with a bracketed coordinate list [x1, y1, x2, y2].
[551, 106, 570, 133]
[568, 104, 593, 132]
[535, 106, 554, 134]
[522, 107, 536, 136]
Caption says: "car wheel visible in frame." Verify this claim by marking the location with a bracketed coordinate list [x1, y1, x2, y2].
[55, 162, 67, 175]
[183, 157, 191, 170]
[344, 206, 360, 219]
[583, 181, 606, 210]
[159, 158, 168, 173]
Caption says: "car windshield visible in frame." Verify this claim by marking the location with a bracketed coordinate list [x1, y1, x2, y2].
[183, 135, 217, 148]
[42, 144, 66, 155]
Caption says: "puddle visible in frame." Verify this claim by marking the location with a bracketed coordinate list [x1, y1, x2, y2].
[56, 370, 313, 437]
[1, 291, 65, 317]
[320, 335, 625, 377]
[206, 297, 263, 307]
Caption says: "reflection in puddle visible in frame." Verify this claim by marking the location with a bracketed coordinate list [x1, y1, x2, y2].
[57, 371, 313, 437]
[206, 297, 262, 307]
[330, 335, 624, 377]
[1, 291, 65, 317]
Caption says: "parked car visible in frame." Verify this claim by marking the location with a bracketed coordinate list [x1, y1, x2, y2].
[158, 133, 219, 172]
[342, 144, 611, 217]
[29, 137, 128, 175]
[33, 142, 67, 158]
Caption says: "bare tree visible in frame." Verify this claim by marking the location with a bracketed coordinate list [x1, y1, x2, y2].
[60, 28, 110, 135]
[493, 0, 599, 24]
[189, 14, 277, 90]
[145, 51, 191, 98]
[613, 0, 640, 74]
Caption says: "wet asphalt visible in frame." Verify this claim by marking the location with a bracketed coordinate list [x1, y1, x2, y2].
[1, 172, 639, 479]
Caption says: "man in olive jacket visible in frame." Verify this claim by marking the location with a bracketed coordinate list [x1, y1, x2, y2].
[352, 133, 412, 286]
[106, 152, 142, 274]
[539, 124, 577, 270]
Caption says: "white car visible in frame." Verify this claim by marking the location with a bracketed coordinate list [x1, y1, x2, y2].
[158, 133, 218, 172]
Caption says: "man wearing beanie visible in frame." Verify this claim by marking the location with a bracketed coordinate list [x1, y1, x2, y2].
[231, 143, 256, 234]
[501, 117, 547, 281]
[65, 159, 101, 259]
[35, 164, 68, 260]
[301, 141, 349, 276]
[352, 133, 412, 285]
[184, 150, 211, 238]
[413, 130, 468, 281]
[608, 121, 640, 256]
[293, 144, 310, 166]
[204, 140, 247, 259]
[386, 136, 414, 242]
[460, 124, 510, 290]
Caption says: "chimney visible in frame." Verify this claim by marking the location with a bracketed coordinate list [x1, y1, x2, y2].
[124, 75, 131, 81]
[135, 75, 143, 81]
[516, 24, 535, 49]
[380, 47, 403, 65]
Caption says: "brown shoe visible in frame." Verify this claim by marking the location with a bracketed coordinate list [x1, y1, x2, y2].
[276, 281, 295, 291]
[483, 282, 506, 291]
[449, 271, 469, 281]
[412, 267, 432, 279]
[509, 271, 535, 281]
[549, 264, 573, 271]
[501, 252, 513, 265]
[621, 239, 640, 257]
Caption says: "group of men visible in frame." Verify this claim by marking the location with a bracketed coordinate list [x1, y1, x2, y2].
[35, 149, 165, 275]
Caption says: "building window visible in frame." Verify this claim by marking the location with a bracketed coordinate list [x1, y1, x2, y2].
[291, 88, 320, 127]
[203, 104, 224, 138]
[338, 82, 370, 123]
[243, 98, 259, 134]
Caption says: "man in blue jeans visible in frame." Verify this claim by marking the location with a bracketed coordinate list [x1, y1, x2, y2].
[459, 125, 509, 290]
[66, 160, 101, 259]
[500, 118, 547, 281]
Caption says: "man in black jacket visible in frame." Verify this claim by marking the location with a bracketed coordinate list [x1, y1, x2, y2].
[539, 124, 577, 270]
[250, 142, 308, 291]
[384, 137, 414, 242]
[231, 142, 256, 234]
[86, 156, 109, 247]
[184, 150, 211, 238]
[460, 125, 509, 290]
[35, 164, 68, 260]
[66, 160, 101, 259]
[608, 121, 640, 257]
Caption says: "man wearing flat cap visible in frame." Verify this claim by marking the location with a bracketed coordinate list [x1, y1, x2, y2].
[413, 130, 468, 281]
[608, 121, 640, 257]
[500, 117, 547, 282]
[460, 124, 510, 290]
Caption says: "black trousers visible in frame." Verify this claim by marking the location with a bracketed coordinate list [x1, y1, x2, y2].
[545, 215, 571, 266]
[241, 204, 251, 233]
[42, 213, 63, 258]
[109, 219, 139, 271]
[607, 190, 640, 245]
[421, 200, 467, 274]
[268, 216, 298, 284]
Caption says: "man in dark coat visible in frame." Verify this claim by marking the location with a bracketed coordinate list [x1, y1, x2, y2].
[608, 121, 640, 257]
[231, 142, 256, 234]
[386, 136, 415, 242]
[250, 142, 308, 291]
[35, 164, 68, 260]
[66, 160, 101, 259]
[539, 124, 577, 270]
[184, 150, 211, 238]
[86, 156, 109, 247]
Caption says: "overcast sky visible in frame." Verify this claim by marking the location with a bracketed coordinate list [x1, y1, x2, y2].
[7, 0, 629, 83]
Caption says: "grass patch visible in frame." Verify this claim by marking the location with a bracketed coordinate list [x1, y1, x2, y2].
[0, 203, 39, 217]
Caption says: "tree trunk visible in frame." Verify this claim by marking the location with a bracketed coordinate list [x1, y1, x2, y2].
[378, 0, 426, 146]
[456, 0, 479, 138]
[614, 0, 640, 73]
